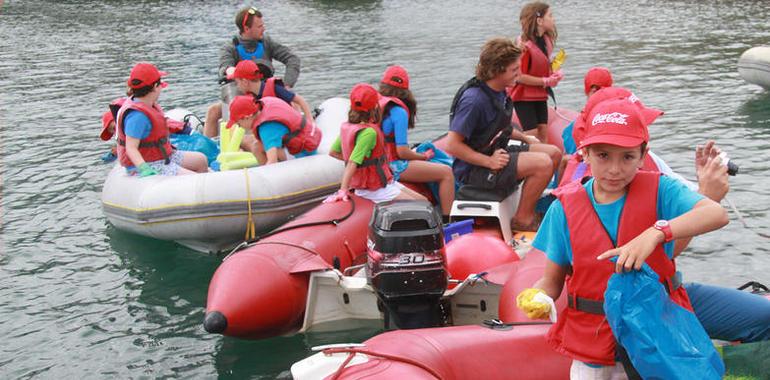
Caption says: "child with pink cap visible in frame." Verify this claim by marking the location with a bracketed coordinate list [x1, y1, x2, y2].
[519, 97, 728, 379]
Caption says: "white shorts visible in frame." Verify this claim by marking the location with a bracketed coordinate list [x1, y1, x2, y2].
[570, 361, 628, 380]
[126, 150, 185, 176]
[354, 181, 404, 203]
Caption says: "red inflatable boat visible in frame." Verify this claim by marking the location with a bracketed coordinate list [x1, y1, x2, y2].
[204, 106, 578, 340]
[203, 195, 373, 339]
[290, 250, 572, 380]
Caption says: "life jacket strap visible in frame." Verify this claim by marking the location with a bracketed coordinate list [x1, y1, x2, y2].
[359, 156, 388, 187]
[117, 136, 171, 164]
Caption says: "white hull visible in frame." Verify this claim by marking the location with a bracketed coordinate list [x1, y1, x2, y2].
[738, 46, 770, 90]
[101, 98, 349, 253]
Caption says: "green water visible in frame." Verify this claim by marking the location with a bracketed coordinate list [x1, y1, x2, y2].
[1, 0, 769, 378]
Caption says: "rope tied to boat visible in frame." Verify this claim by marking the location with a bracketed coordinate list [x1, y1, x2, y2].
[243, 168, 257, 241]
[222, 196, 357, 261]
[323, 346, 443, 380]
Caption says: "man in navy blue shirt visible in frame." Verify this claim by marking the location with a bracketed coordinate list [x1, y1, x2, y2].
[445, 37, 561, 232]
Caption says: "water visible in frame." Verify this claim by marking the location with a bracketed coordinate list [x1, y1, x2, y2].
[1, 0, 769, 378]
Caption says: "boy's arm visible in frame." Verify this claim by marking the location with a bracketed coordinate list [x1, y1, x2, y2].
[533, 258, 569, 300]
[673, 142, 729, 256]
[598, 197, 728, 273]
[444, 131, 509, 170]
[290, 94, 315, 124]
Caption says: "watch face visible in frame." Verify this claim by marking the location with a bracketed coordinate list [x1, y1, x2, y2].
[655, 220, 669, 228]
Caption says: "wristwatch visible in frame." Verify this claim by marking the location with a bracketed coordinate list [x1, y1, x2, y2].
[652, 220, 674, 243]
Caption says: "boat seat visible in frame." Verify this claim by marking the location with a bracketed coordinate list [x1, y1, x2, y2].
[450, 183, 522, 244]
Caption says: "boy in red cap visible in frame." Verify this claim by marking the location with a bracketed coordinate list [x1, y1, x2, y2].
[115, 62, 208, 176]
[226, 94, 320, 165]
[520, 98, 728, 378]
[325, 83, 425, 204]
[203, 6, 300, 138]
[377, 65, 456, 216]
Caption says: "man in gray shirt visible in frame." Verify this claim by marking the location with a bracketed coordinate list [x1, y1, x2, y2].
[204, 7, 301, 137]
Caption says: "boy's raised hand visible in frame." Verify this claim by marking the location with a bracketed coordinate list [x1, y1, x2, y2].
[696, 141, 729, 202]
[596, 227, 665, 273]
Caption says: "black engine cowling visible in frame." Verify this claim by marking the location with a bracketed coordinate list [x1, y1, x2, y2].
[367, 200, 447, 329]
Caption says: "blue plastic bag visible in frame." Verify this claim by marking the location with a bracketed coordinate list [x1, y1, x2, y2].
[414, 141, 460, 201]
[604, 264, 724, 380]
[170, 132, 220, 169]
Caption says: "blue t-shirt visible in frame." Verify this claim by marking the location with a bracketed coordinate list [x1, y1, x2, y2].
[448, 82, 507, 181]
[562, 119, 577, 155]
[257, 121, 317, 157]
[123, 110, 152, 139]
[381, 105, 409, 146]
[533, 176, 703, 266]
[257, 81, 295, 103]
[257, 121, 290, 151]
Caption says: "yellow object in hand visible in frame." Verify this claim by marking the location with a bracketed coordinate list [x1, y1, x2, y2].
[551, 49, 567, 71]
[516, 288, 552, 320]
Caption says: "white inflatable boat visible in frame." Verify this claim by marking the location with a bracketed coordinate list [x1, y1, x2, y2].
[738, 46, 770, 90]
[101, 98, 349, 253]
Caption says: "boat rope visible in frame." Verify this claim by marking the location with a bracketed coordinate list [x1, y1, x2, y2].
[323, 347, 443, 380]
[223, 197, 357, 260]
[244, 168, 257, 241]
[250, 241, 324, 257]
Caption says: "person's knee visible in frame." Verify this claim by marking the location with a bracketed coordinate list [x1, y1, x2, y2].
[439, 165, 454, 181]
[533, 152, 553, 174]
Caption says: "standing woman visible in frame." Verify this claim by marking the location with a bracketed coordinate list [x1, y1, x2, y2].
[116, 62, 208, 176]
[509, 2, 563, 144]
[378, 65, 455, 216]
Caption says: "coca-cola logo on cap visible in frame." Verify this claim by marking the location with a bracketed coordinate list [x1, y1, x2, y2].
[592, 112, 629, 126]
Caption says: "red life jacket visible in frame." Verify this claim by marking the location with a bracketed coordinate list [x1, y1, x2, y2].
[340, 122, 393, 190]
[558, 153, 659, 188]
[377, 95, 410, 162]
[547, 172, 693, 366]
[115, 99, 173, 167]
[260, 77, 279, 99]
[252, 97, 321, 155]
[509, 36, 553, 102]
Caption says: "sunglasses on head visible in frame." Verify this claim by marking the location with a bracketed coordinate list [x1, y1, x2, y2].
[242, 7, 260, 31]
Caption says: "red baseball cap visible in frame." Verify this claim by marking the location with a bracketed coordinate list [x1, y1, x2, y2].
[227, 60, 263, 81]
[578, 98, 651, 149]
[381, 65, 410, 89]
[128, 62, 168, 89]
[583, 67, 613, 95]
[227, 95, 261, 128]
[349, 83, 379, 112]
[573, 87, 663, 148]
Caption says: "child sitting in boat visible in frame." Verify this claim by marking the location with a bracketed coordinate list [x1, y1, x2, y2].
[325, 83, 425, 204]
[226, 94, 320, 165]
[521, 97, 728, 378]
[377, 65, 455, 216]
[115, 63, 208, 176]
[223, 60, 314, 161]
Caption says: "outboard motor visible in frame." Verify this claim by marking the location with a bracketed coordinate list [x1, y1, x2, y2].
[367, 200, 447, 329]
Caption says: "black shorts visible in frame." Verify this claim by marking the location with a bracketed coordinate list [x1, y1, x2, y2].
[513, 101, 548, 131]
[463, 144, 530, 191]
